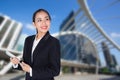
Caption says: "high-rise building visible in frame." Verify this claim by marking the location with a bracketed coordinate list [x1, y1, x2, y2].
[111, 54, 117, 66]
[101, 42, 114, 67]
[0, 14, 22, 60]
[60, 11, 75, 31]
[59, 11, 98, 66]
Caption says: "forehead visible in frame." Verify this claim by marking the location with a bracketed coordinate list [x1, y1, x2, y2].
[35, 11, 49, 18]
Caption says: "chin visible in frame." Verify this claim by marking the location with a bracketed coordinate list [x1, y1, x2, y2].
[40, 30, 48, 33]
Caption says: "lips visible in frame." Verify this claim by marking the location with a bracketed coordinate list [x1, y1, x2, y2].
[41, 26, 47, 30]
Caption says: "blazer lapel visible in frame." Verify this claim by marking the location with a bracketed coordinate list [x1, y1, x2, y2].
[29, 35, 35, 63]
[32, 31, 50, 62]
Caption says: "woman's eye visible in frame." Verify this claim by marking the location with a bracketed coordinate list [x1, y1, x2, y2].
[46, 18, 49, 20]
[37, 19, 42, 22]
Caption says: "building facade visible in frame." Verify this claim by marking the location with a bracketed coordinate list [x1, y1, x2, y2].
[0, 14, 22, 60]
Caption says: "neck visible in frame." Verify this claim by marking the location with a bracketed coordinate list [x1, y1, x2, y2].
[36, 32, 47, 40]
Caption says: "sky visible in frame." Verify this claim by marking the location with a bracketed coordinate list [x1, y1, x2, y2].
[87, 0, 120, 66]
[0, 0, 79, 35]
[0, 0, 120, 66]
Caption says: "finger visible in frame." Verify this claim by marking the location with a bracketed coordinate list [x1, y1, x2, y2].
[20, 63, 26, 72]
[10, 58, 14, 63]
[10, 57, 12, 59]
[10, 58, 13, 61]
[21, 62, 26, 66]
[19, 63, 24, 68]
[10, 58, 17, 64]
[13, 59, 19, 64]
[14, 57, 19, 61]
[13, 58, 20, 62]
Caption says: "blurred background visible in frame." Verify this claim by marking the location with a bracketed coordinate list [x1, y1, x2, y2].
[0, 0, 120, 80]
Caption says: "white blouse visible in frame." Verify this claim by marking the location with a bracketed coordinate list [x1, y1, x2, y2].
[31, 36, 42, 62]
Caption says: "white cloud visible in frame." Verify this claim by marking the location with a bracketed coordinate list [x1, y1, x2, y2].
[110, 32, 120, 38]
[25, 23, 35, 31]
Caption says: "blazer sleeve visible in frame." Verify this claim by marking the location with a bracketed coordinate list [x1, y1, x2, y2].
[32, 39, 61, 79]
[13, 37, 28, 70]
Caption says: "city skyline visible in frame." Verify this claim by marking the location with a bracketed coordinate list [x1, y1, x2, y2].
[0, 0, 120, 66]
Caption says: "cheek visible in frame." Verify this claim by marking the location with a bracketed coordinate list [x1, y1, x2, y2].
[34, 23, 39, 28]
[47, 22, 51, 27]
[36, 23, 41, 28]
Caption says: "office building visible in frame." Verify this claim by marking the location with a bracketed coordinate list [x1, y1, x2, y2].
[0, 14, 22, 60]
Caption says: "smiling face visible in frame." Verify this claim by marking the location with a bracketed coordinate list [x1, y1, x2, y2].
[33, 11, 51, 34]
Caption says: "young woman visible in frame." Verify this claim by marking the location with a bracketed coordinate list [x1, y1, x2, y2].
[10, 9, 61, 80]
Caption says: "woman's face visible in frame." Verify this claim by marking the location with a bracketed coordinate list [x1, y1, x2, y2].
[33, 11, 50, 34]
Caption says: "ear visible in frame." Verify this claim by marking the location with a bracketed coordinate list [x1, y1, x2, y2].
[33, 22, 36, 28]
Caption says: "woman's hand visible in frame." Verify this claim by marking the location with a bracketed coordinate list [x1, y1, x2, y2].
[20, 62, 31, 73]
[10, 57, 20, 65]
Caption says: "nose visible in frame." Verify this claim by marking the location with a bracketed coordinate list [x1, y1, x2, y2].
[41, 20, 46, 25]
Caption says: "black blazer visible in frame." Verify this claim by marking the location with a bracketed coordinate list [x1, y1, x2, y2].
[18, 32, 61, 80]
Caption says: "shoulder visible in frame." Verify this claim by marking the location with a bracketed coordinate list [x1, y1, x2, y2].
[49, 35, 60, 43]
[25, 35, 35, 41]
[48, 35, 60, 48]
